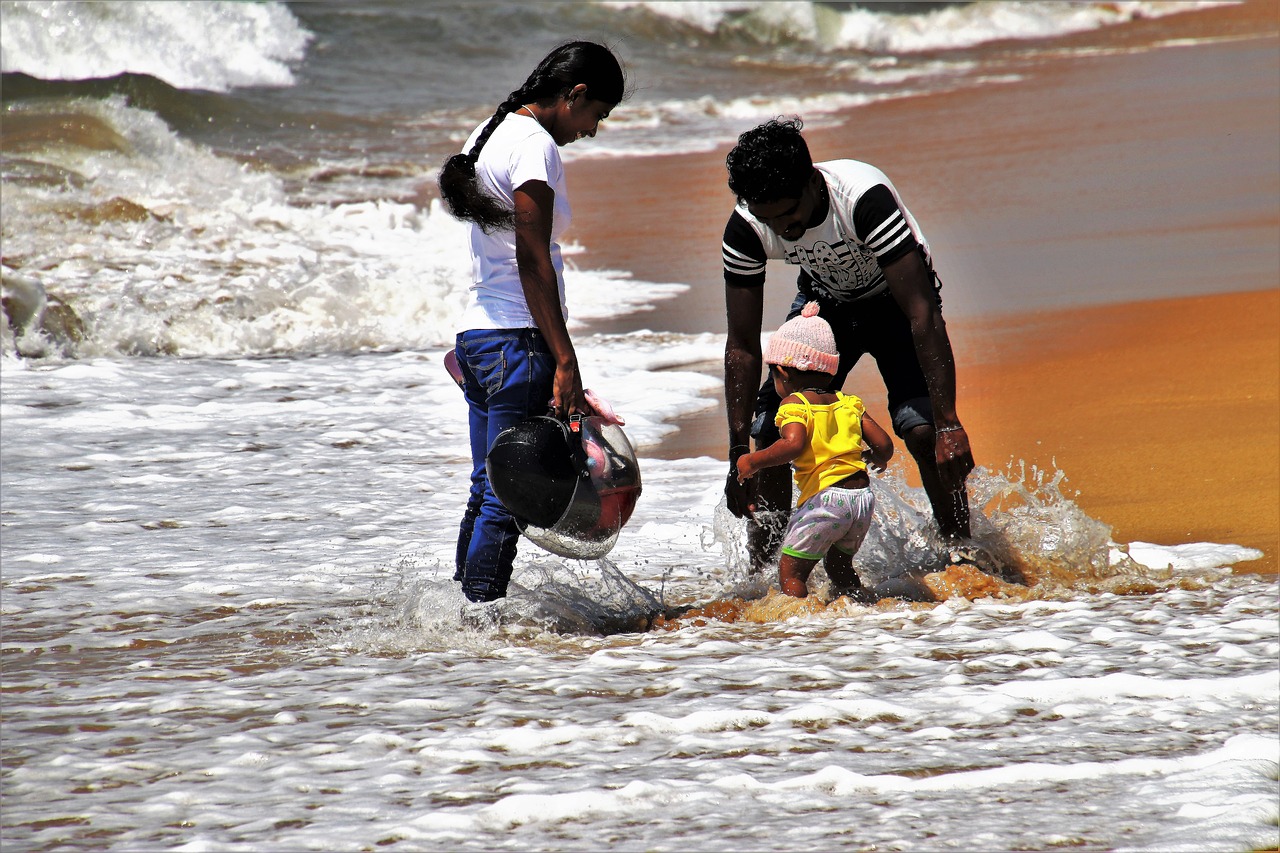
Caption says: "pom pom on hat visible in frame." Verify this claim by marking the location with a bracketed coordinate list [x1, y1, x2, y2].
[764, 301, 839, 374]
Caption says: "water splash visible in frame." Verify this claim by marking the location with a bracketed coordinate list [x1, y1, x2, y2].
[340, 553, 669, 653]
[329, 455, 1240, 646]
[659, 458, 1233, 630]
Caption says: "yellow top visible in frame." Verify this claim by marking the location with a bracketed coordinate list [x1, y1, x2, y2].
[775, 391, 868, 505]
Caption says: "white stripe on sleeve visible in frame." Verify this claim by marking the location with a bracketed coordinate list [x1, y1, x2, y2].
[722, 241, 765, 275]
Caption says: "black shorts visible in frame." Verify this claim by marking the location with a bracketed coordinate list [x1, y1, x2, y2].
[752, 285, 939, 445]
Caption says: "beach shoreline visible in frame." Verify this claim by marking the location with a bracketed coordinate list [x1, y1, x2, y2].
[645, 289, 1278, 575]
[565, 0, 1278, 573]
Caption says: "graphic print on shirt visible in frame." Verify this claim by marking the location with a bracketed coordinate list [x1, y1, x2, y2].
[786, 239, 883, 301]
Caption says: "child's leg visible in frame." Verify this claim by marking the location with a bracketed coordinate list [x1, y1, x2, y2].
[778, 554, 818, 598]
[827, 488, 876, 601]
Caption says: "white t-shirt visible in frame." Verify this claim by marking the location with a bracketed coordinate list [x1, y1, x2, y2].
[457, 112, 572, 331]
[721, 160, 931, 304]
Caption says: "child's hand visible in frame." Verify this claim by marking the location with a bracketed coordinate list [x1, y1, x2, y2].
[862, 449, 885, 473]
[735, 454, 756, 484]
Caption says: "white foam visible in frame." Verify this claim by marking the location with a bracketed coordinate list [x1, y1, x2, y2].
[2, 97, 687, 359]
[993, 671, 1277, 703]
[566, 89, 906, 160]
[1125, 540, 1266, 570]
[1, 0, 312, 91]
[612, 1, 1229, 54]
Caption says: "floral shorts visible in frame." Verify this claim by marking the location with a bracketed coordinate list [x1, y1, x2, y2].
[781, 486, 875, 561]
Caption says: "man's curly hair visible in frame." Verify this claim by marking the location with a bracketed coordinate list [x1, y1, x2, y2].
[725, 117, 814, 205]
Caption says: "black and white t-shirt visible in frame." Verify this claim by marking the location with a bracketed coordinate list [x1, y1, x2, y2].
[721, 159, 931, 304]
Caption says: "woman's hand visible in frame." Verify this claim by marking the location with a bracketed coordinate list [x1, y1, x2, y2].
[551, 360, 585, 418]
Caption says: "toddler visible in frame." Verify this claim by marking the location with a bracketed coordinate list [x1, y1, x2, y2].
[736, 302, 894, 599]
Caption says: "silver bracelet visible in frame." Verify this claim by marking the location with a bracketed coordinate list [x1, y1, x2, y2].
[936, 424, 964, 434]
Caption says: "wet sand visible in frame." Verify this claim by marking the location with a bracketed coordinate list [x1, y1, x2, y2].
[566, 1, 1279, 572]
[958, 289, 1278, 574]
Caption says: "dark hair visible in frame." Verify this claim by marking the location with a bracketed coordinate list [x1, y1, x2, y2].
[438, 41, 626, 233]
[725, 117, 814, 205]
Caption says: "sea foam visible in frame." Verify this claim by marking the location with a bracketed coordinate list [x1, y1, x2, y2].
[1, 0, 311, 91]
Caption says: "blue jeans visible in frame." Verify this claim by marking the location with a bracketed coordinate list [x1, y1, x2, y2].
[453, 328, 554, 602]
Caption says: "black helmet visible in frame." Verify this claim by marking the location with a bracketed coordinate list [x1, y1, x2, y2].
[486, 415, 642, 559]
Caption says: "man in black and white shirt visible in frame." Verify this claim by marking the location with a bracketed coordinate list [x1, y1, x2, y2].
[722, 118, 975, 578]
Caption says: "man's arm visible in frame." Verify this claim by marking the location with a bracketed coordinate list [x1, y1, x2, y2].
[721, 205, 773, 516]
[724, 282, 765, 513]
[724, 281, 765, 517]
[725, 283, 764, 449]
[881, 249, 974, 485]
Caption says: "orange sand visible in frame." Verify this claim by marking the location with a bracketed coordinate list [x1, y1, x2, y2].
[957, 289, 1279, 575]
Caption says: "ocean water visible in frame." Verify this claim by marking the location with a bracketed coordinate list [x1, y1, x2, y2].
[2, 348, 1277, 852]
[2, 2, 1277, 851]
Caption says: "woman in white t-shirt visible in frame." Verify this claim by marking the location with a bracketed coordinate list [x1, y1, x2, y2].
[437, 42, 626, 603]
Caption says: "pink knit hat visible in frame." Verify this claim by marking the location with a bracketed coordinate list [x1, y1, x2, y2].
[764, 301, 839, 374]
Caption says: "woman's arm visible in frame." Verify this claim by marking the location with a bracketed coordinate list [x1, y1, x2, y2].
[514, 179, 583, 416]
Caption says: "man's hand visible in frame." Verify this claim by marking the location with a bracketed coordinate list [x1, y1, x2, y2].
[725, 469, 754, 518]
[725, 445, 754, 517]
[934, 423, 975, 488]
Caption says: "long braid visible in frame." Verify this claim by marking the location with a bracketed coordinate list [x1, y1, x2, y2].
[438, 96, 523, 232]
[438, 42, 625, 233]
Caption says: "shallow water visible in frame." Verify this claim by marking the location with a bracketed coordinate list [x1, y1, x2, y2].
[7, 583, 1276, 852]
[2, 347, 1276, 852]
[2, 3, 1277, 850]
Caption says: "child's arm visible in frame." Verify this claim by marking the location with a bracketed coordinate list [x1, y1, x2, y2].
[860, 413, 894, 472]
[736, 421, 806, 484]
